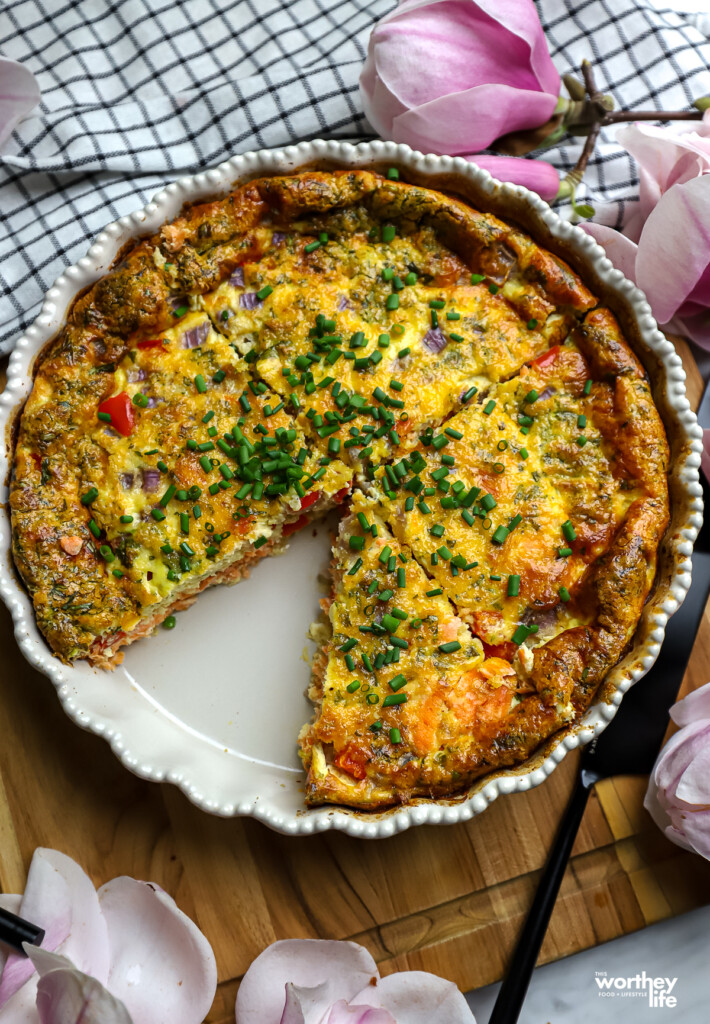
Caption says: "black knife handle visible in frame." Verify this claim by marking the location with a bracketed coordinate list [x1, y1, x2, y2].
[0, 906, 45, 954]
[488, 768, 600, 1024]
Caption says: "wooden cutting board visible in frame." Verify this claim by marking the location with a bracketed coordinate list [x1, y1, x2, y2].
[1, 338, 709, 1023]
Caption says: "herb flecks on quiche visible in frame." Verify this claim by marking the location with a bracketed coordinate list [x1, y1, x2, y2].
[11, 170, 669, 809]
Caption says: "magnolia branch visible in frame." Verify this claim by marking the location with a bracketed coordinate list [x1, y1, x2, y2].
[556, 58, 705, 211]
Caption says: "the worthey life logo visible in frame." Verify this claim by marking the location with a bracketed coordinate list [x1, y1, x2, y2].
[594, 971, 678, 1008]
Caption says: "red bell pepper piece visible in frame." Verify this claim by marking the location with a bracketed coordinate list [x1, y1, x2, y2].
[98, 392, 135, 437]
[530, 345, 561, 371]
[333, 485, 351, 504]
[299, 490, 321, 511]
[137, 337, 165, 349]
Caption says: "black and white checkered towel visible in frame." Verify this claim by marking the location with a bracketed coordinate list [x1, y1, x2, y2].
[1, 0, 709, 354]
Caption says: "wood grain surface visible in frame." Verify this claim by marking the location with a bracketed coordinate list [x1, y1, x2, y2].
[1, 338, 709, 1023]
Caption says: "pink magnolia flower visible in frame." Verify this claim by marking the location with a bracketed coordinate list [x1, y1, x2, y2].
[644, 681, 710, 859]
[0, 848, 217, 1024]
[583, 111, 710, 348]
[235, 939, 476, 1023]
[0, 57, 40, 149]
[360, 0, 560, 200]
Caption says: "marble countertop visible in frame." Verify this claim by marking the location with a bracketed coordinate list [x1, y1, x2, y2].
[466, 902, 710, 1022]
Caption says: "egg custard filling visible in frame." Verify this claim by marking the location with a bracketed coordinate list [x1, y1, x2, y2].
[11, 170, 669, 808]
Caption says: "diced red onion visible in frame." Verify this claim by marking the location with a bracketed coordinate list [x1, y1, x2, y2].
[141, 468, 160, 492]
[182, 321, 210, 348]
[141, 393, 158, 408]
[120, 472, 134, 490]
[229, 266, 245, 288]
[169, 294, 187, 311]
[239, 292, 262, 310]
[337, 295, 351, 311]
[422, 327, 448, 354]
[538, 385, 556, 400]
[126, 368, 147, 383]
[272, 232, 287, 246]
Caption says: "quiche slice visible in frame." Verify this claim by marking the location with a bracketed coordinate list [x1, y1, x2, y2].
[301, 492, 579, 807]
[11, 308, 352, 665]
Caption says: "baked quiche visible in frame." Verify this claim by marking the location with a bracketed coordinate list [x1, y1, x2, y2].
[10, 169, 669, 809]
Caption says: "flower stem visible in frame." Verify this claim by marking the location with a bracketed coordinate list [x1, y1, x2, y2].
[555, 58, 703, 208]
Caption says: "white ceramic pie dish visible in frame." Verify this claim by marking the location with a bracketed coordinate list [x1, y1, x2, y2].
[0, 140, 703, 837]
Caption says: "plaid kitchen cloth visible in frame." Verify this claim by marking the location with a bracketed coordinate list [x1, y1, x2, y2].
[1, 0, 710, 354]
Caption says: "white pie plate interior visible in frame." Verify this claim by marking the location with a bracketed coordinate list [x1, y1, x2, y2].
[0, 141, 703, 837]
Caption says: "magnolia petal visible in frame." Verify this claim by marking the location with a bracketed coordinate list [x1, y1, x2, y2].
[0, 57, 40, 149]
[467, 155, 559, 200]
[236, 940, 379, 1024]
[352, 971, 476, 1023]
[97, 877, 216, 1024]
[0, 849, 109, 1008]
[670, 680, 710, 727]
[325, 1000, 395, 1024]
[24, 945, 133, 1024]
[672, 806, 710, 860]
[615, 120, 710, 230]
[635, 176, 710, 326]
[360, 0, 558, 147]
[674, 743, 710, 805]
[390, 82, 557, 155]
[580, 223, 639, 285]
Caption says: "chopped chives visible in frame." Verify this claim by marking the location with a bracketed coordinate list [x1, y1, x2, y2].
[561, 520, 577, 542]
[559, 586, 571, 602]
[97, 411, 111, 422]
[470, 273, 485, 284]
[577, 435, 588, 447]
[80, 487, 98, 506]
[112, 568, 124, 578]
[527, 318, 538, 330]
[119, 514, 133, 524]
[511, 624, 532, 645]
[381, 224, 396, 243]
[199, 456, 212, 473]
[577, 414, 587, 428]
[446, 311, 461, 320]
[389, 673, 407, 691]
[483, 400, 496, 415]
[151, 508, 165, 521]
[254, 536, 268, 549]
[462, 386, 477, 403]
[507, 574, 520, 597]
[159, 485, 176, 507]
[256, 284, 273, 300]
[304, 240, 321, 253]
[397, 567, 406, 588]
[386, 294, 399, 310]
[491, 525, 509, 544]
[427, 587, 443, 597]
[349, 535, 365, 551]
[481, 493, 497, 512]
[583, 379, 592, 395]
[194, 374, 207, 393]
[524, 389, 538, 404]
[558, 546, 573, 558]
[88, 519, 101, 538]
[438, 641, 461, 654]
[488, 283, 499, 294]
[398, 347, 410, 358]
[520, 448, 529, 460]
[383, 693, 407, 707]
[346, 680, 360, 693]
[378, 333, 390, 348]
[404, 271, 417, 285]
